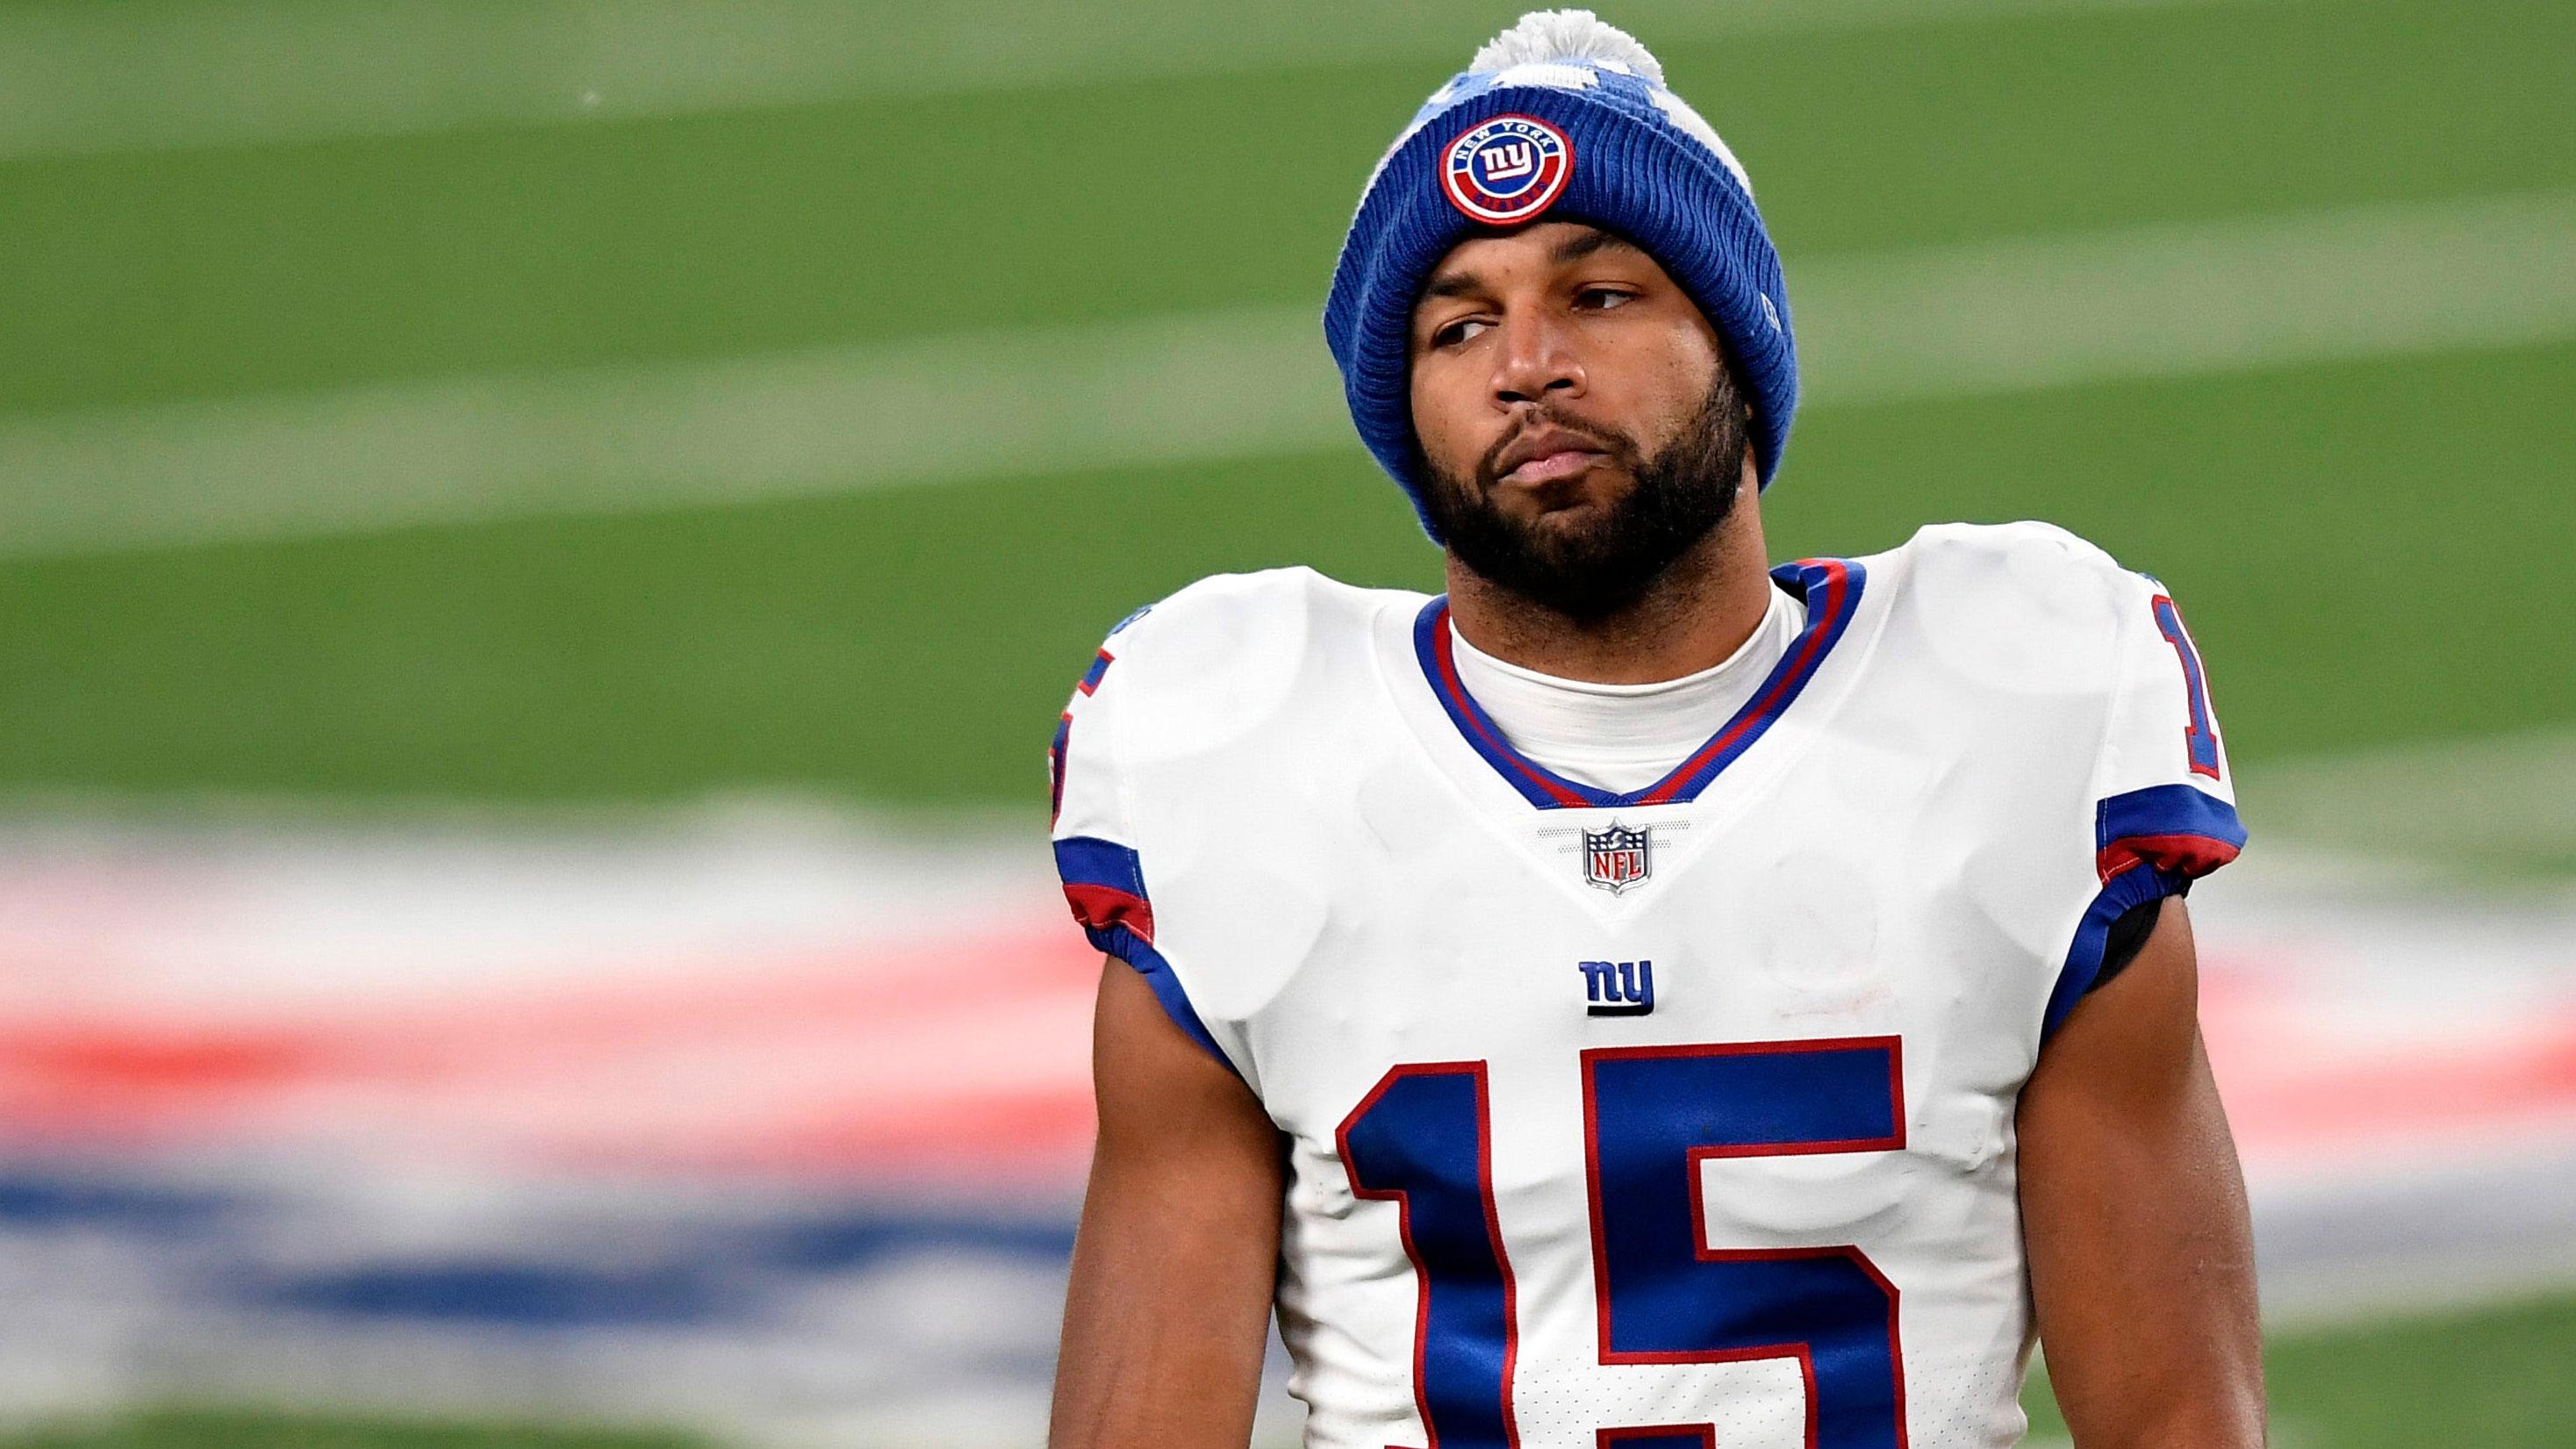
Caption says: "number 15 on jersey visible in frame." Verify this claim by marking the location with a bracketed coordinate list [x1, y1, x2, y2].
[1337, 1037, 1909, 1449]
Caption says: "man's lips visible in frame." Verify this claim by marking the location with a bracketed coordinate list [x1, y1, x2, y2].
[1499, 446, 1608, 486]
[1494, 425, 1613, 486]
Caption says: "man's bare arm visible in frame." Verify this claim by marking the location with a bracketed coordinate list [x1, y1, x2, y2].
[2020, 897, 2265, 1447]
[1049, 958, 1286, 1449]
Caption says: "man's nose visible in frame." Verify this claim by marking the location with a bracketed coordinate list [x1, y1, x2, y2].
[1489, 309, 1586, 409]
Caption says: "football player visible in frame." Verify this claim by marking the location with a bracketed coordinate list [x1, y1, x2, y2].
[1046, 11, 2262, 1448]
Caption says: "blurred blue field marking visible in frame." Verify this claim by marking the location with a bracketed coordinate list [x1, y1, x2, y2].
[0, 1160, 1098, 1438]
[750, 1210, 1077, 1272]
[248, 1259, 743, 1329]
[232, 1210, 1080, 1327]
[0, 1162, 1076, 1330]
[0, 1171, 234, 1230]
[0, 0, 2285, 161]
[0, 188, 2565, 559]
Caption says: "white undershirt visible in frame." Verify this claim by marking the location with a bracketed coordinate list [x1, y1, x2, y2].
[1447, 585, 1806, 794]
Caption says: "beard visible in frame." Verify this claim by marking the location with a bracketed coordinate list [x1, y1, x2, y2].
[1420, 366, 1748, 623]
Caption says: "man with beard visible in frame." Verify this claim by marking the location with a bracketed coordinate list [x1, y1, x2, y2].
[1045, 12, 2262, 1449]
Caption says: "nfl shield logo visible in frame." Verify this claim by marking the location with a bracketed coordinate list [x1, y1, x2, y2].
[1582, 822, 1652, 895]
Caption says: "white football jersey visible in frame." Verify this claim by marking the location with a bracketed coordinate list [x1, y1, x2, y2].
[1049, 520, 2244, 1449]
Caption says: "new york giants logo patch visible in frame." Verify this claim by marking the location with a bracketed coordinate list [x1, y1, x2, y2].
[1582, 821, 1651, 894]
[1440, 114, 1573, 224]
[1580, 959, 1654, 1016]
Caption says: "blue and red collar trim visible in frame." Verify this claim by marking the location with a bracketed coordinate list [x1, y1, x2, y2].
[1411, 558, 1868, 810]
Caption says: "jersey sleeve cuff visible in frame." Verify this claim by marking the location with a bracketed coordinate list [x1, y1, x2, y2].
[2041, 784, 2248, 1042]
[2093, 782, 2245, 882]
[1052, 836, 1244, 1082]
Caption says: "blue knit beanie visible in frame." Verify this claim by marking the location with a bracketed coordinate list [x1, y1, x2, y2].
[1323, 10, 1795, 542]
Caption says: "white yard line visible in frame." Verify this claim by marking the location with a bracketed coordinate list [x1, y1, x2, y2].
[0, 0, 2274, 162]
[0, 189, 2566, 559]
[0, 306, 1338, 558]
[1795, 190, 2576, 402]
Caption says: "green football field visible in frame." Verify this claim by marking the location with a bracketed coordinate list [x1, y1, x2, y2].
[1, 0, 2571, 814]
[1, 0, 2572, 1442]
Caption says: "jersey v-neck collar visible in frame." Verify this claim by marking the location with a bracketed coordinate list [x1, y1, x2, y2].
[1409, 558, 1869, 811]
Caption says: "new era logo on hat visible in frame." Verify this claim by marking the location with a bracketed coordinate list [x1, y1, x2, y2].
[1440, 114, 1574, 224]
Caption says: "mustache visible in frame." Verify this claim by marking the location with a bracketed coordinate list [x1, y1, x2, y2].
[1476, 410, 1641, 489]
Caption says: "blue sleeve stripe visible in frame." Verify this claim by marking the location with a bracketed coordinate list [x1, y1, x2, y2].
[1052, 835, 1148, 898]
[1086, 922, 1244, 1085]
[1051, 836, 1242, 1083]
[2045, 781, 2250, 1043]
[2097, 783, 2247, 856]
[1047, 711, 1073, 825]
[2041, 863, 2190, 1043]
[2092, 782, 2246, 885]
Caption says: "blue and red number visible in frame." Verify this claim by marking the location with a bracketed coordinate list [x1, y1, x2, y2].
[1338, 1040, 1909, 1449]
[2149, 595, 2222, 779]
[1337, 1062, 1522, 1449]
[1584, 1039, 1907, 1449]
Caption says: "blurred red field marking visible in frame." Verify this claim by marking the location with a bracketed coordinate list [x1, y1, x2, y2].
[4, 897, 2573, 1186]
[2226, 1031, 2576, 1154]
[2198, 944, 2576, 1170]
[0, 925, 1104, 1180]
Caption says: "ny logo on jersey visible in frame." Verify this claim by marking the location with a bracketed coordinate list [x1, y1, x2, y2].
[1579, 958, 1654, 1016]
[1582, 821, 1652, 894]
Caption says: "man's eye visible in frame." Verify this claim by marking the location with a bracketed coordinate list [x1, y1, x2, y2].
[1577, 287, 1636, 311]
[1435, 319, 1491, 348]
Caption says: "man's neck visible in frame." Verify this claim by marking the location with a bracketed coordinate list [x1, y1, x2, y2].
[1443, 497, 1774, 685]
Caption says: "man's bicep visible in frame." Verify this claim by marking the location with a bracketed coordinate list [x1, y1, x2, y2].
[2019, 900, 2264, 1446]
[1091, 949, 1257, 1144]
[1050, 958, 1284, 1449]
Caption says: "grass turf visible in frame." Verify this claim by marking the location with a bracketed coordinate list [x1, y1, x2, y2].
[3, 339, 2568, 807]
[2021, 1289, 2576, 1445]
[1, 0, 2571, 810]
[1, 0, 2566, 415]
[0, 0, 2570, 809]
